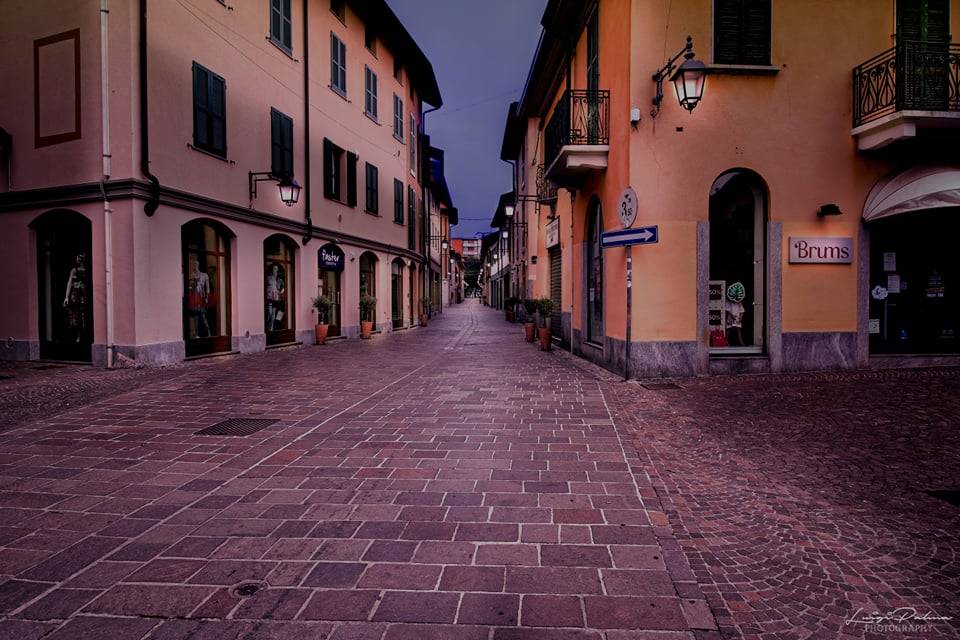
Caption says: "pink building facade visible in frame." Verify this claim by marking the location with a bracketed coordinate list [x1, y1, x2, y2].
[0, 0, 445, 365]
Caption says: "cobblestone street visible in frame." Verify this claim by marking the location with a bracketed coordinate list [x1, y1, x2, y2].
[0, 301, 958, 639]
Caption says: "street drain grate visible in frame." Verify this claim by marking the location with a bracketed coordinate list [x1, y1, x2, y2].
[195, 418, 277, 437]
[927, 489, 960, 507]
[231, 581, 266, 597]
[641, 382, 682, 390]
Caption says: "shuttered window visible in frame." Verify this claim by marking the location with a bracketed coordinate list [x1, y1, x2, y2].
[269, 0, 292, 52]
[586, 8, 599, 91]
[409, 115, 417, 176]
[365, 66, 378, 119]
[713, 0, 771, 66]
[394, 179, 404, 224]
[330, 33, 347, 95]
[270, 108, 293, 179]
[346, 152, 358, 207]
[407, 186, 416, 229]
[897, 0, 950, 43]
[365, 163, 378, 214]
[192, 62, 226, 157]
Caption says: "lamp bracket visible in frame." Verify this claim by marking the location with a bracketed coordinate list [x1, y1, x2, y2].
[651, 36, 695, 119]
[249, 171, 279, 207]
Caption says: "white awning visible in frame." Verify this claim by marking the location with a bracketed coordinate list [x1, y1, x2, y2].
[863, 164, 960, 222]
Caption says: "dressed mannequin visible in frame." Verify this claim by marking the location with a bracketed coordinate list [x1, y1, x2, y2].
[62, 253, 88, 342]
[725, 281, 746, 347]
[265, 263, 286, 331]
[187, 256, 211, 338]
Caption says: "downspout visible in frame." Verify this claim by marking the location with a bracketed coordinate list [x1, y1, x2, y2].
[301, 0, 313, 245]
[100, 0, 115, 368]
[140, 0, 160, 216]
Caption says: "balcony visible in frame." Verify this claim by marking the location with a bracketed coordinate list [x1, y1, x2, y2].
[536, 164, 557, 204]
[544, 89, 610, 183]
[852, 41, 960, 150]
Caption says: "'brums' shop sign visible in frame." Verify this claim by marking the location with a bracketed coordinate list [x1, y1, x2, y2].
[788, 237, 853, 264]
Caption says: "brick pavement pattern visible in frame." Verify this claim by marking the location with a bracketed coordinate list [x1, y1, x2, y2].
[0, 302, 714, 639]
[606, 369, 960, 640]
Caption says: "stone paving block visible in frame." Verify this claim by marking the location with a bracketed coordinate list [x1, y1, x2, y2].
[521, 594, 585, 628]
[299, 589, 380, 621]
[458, 592, 519, 625]
[43, 615, 158, 640]
[301, 562, 366, 588]
[84, 584, 213, 617]
[371, 590, 461, 623]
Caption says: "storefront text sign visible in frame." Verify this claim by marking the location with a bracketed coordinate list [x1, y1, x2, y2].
[319, 246, 344, 271]
[788, 237, 853, 264]
[545, 219, 560, 249]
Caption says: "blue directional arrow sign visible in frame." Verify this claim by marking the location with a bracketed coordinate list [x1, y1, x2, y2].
[601, 225, 658, 248]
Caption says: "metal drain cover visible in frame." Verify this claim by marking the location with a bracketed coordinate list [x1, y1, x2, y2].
[231, 581, 266, 597]
[927, 489, 960, 507]
[195, 418, 277, 437]
[641, 382, 682, 390]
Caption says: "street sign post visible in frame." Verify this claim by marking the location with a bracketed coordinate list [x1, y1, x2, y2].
[601, 226, 658, 248]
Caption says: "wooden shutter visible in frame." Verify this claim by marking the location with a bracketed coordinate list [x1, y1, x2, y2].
[271, 109, 283, 176]
[281, 0, 292, 49]
[209, 73, 226, 155]
[741, 0, 771, 65]
[897, 0, 950, 43]
[323, 138, 334, 200]
[346, 151, 358, 207]
[713, 0, 771, 65]
[281, 116, 293, 177]
[193, 64, 209, 148]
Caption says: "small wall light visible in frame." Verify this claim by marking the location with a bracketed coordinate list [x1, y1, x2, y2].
[505, 205, 515, 218]
[817, 204, 843, 217]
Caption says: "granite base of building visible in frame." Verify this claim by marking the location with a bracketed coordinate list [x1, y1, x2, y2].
[573, 330, 700, 379]
[115, 341, 186, 366]
[0, 340, 39, 362]
[780, 332, 859, 371]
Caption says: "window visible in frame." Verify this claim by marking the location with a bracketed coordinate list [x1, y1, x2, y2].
[264, 235, 296, 345]
[270, 108, 293, 178]
[393, 57, 402, 82]
[713, 0, 772, 66]
[364, 66, 378, 120]
[409, 115, 417, 176]
[365, 163, 379, 214]
[323, 138, 357, 206]
[192, 62, 226, 157]
[330, 0, 345, 22]
[394, 179, 404, 224]
[586, 7, 599, 91]
[269, 0, 292, 53]
[330, 33, 346, 95]
[365, 22, 376, 54]
[393, 94, 403, 140]
[408, 186, 416, 229]
[586, 198, 603, 344]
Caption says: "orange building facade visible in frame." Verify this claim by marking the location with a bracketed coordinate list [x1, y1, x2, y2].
[500, 0, 960, 377]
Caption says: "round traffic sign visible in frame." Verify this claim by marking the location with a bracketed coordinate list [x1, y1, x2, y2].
[618, 187, 638, 228]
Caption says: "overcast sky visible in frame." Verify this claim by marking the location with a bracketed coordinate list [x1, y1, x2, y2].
[387, 0, 546, 238]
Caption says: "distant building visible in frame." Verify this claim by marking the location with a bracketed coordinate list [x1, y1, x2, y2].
[460, 238, 481, 258]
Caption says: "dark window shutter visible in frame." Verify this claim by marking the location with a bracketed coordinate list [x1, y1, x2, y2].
[282, 116, 293, 177]
[270, 109, 283, 176]
[323, 138, 334, 199]
[282, 0, 292, 48]
[270, 0, 282, 43]
[897, 0, 949, 43]
[741, 0, 771, 65]
[209, 74, 226, 154]
[346, 151, 358, 207]
[193, 64, 209, 147]
[713, 0, 771, 65]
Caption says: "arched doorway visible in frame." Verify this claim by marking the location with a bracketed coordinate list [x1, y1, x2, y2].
[264, 234, 296, 346]
[359, 251, 378, 330]
[408, 262, 416, 325]
[31, 210, 93, 361]
[391, 258, 404, 329]
[318, 243, 344, 338]
[182, 219, 232, 357]
[586, 197, 604, 344]
[708, 170, 767, 353]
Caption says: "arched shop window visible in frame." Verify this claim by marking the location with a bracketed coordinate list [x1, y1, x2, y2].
[264, 234, 296, 345]
[359, 251, 378, 330]
[318, 243, 344, 338]
[708, 170, 767, 353]
[586, 196, 604, 344]
[391, 258, 404, 329]
[31, 210, 93, 362]
[182, 219, 232, 357]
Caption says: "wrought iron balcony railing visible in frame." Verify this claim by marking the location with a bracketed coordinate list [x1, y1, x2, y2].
[853, 41, 960, 127]
[536, 164, 557, 203]
[544, 89, 610, 170]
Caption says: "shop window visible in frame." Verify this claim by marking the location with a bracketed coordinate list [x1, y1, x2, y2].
[182, 220, 232, 357]
[318, 243, 343, 337]
[708, 170, 766, 353]
[392, 258, 404, 329]
[192, 62, 226, 157]
[359, 251, 378, 330]
[713, 0, 771, 66]
[269, 0, 292, 53]
[270, 108, 293, 179]
[586, 197, 603, 344]
[264, 235, 295, 345]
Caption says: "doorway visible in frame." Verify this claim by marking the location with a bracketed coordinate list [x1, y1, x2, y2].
[182, 220, 232, 357]
[318, 243, 343, 337]
[264, 234, 296, 346]
[359, 251, 378, 330]
[391, 258, 404, 329]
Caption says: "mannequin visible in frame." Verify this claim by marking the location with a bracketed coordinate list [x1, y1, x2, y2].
[62, 253, 88, 342]
[725, 281, 746, 347]
[265, 263, 286, 331]
[187, 256, 211, 338]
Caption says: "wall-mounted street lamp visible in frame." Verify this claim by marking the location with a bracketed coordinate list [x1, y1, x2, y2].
[651, 36, 707, 118]
[249, 172, 302, 207]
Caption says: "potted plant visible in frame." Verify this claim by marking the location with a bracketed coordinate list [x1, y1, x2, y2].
[420, 296, 432, 327]
[537, 297, 554, 351]
[522, 298, 537, 343]
[359, 295, 377, 339]
[311, 294, 333, 345]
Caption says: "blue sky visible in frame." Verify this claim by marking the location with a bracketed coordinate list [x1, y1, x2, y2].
[387, 0, 545, 237]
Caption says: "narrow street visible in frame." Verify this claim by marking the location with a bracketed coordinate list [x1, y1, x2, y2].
[0, 301, 958, 639]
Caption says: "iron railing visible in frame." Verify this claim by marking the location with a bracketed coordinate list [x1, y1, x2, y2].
[544, 89, 610, 170]
[536, 164, 557, 203]
[853, 41, 960, 127]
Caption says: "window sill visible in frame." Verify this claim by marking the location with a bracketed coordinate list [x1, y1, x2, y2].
[707, 64, 780, 76]
[330, 85, 349, 102]
[393, 219, 405, 226]
[393, 132, 405, 144]
[187, 143, 229, 163]
[267, 37, 295, 60]
[365, 209, 380, 216]
[364, 112, 380, 125]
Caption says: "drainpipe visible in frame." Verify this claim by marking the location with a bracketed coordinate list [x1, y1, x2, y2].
[140, 0, 160, 216]
[100, 0, 115, 368]
[301, 0, 313, 245]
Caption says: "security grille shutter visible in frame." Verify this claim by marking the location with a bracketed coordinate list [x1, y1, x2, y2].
[346, 152, 358, 207]
[550, 248, 562, 334]
[323, 139, 334, 199]
[714, 0, 771, 66]
[209, 73, 226, 154]
[193, 64, 208, 148]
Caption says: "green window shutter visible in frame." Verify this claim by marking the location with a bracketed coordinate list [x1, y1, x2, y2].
[209, 73, 226, 155]
[897, 0, 950, 43]
[323, 138, 335, 200]
[193, 64, 209, 148]
[346, 151, 358, 207]
[270, 108, 282, 176]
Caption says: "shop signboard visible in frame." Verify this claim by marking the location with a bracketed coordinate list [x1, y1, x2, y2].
[788, 237, 853, 264]
[545, 218, 560, 249]
[319, 246, 344, 271]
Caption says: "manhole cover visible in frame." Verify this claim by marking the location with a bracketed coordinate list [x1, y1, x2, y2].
[195, 418, 277, 437]
[231, 581, 266, 597]
[927, 489, 960, 507]
[641, 382, 682, 390]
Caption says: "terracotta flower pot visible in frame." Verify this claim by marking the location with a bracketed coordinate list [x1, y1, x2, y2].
[420, 313, 429, 327]
[315, 323, 329, 345]
[524, 322, 536, 342]
[361, 320, 373, 339]
[538, 327, 551, 351]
